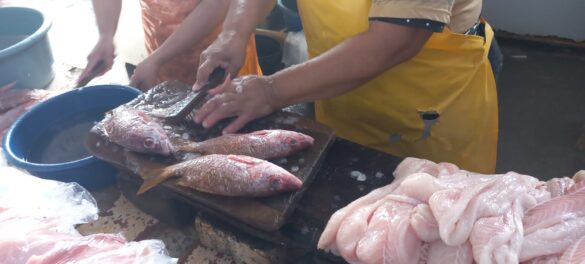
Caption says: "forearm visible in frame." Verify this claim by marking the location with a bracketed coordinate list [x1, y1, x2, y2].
[221, 0, 276, 40]
[270, 22, 432, 107]
[149, 0, 230, 64]
[91, 0, 122, 40]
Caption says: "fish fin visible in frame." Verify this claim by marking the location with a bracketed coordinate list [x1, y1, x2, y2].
[249, 130, 269, 136]
[136, 168, 175, 195]
[124, 152, 177, 195]
[227, 155, 260, 165]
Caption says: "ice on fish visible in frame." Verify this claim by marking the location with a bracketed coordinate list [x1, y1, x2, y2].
[375, 172, 384, 178]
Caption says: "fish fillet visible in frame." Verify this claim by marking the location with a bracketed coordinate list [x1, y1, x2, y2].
[523, 180, 585, 234]
[520, 217, 585, 261]
[427, 240, 474, 264]
[318, 157, 441, 251]
[559, 235, 585, 264]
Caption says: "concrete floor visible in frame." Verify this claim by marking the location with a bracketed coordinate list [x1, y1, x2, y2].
[494, 39, 585, 180]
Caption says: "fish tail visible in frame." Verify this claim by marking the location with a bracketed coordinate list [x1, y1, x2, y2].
[136, 168, 175, 195]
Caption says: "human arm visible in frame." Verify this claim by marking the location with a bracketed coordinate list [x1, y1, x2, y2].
[77, 0, 122, 85]
[193, 0, 276, 90]
[130, 0, 231, 90]
[195, 21, 433, 134]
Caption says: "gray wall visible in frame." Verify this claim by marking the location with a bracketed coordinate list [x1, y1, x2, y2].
[483, 0, 585, 42]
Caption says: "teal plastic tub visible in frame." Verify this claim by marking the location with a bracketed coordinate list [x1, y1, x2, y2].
[0, 7, 54, 89]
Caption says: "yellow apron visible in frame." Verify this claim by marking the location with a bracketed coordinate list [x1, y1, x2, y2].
[298, 0, 498, 173]
[140, 0, 262, 85]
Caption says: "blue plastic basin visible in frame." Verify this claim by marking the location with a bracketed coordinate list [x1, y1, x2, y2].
[0, 7, 54, 89]
[2, 85, 142, 190]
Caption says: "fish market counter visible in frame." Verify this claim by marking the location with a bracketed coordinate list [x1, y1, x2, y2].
[82, 137, 402, 263]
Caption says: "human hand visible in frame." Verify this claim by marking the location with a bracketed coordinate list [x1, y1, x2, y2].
[194, 75, 281, 134]
[193, 32, 248, 91]
[77, 37, 115, 86]
[129, 56, 161, 91]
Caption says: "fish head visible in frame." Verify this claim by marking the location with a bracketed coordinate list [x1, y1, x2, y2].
[252, 161, 303, 193]
[105, 108, 174, 155]
[260, 130, 314, 154]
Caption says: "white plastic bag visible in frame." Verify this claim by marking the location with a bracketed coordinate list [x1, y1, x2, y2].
[282, 31, 308, 67]
[0, 166, 177, 264]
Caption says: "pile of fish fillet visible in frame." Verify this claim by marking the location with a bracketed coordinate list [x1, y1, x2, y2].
[0, 166, 176, 263]
[0, 82, 54, 139]
[318, 157, 585, 264]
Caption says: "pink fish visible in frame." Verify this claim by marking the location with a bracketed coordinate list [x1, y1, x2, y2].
[0, 82, 16, 94]
[178, 129, 314, 160]
[137, 154, 302, 196]
[0, 100, 39, 140]
[102, 107, 174, 156]
[0, 88, 50, 114]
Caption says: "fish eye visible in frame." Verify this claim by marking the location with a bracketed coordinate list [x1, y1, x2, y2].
[144, 138, 156, 149]
[289, 139, 297, 145]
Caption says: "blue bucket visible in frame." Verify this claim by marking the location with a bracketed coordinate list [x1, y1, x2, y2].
[0, 7, 54, 89]
[277, 0, 303, 32]
[2, 85, 142, 190]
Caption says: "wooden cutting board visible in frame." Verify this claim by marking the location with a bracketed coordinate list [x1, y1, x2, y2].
[86, 81, 336, 232]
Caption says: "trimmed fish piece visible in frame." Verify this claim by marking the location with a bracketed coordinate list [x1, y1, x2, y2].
[559, 235, 585, 264]
[137, 154, 302, 197]
[0, 100, 38, 140]
[178, 129, 314, 160]
[0, 88, 50, 114]
[318, 157, 443, 252]
[103, 107, 173, 156]
[0, 82, 16, 94]
[523, 180, 585, 234]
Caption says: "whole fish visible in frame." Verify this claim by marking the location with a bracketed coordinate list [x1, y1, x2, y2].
[137, 154, 303, 196]
[178, 129, 314, 159]
[103, 107, 173, 155]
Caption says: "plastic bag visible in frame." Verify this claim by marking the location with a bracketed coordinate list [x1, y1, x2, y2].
[282, 31, 308, 68]
[0, 166, 177, 264]
[0, 166, 98, 231]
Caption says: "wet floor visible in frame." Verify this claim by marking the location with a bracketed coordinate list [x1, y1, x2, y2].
[495, 39, 585, 180]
